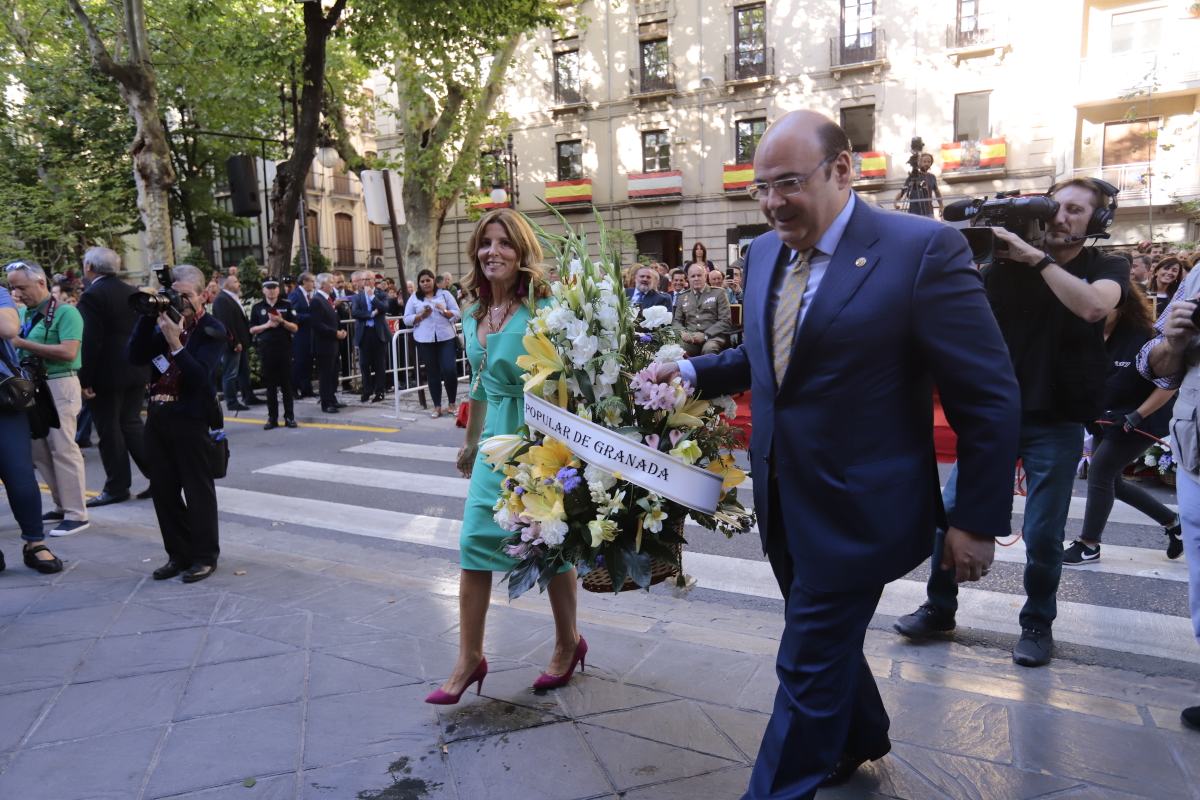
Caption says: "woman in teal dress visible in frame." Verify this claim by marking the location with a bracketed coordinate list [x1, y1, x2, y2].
[425, 208, 586, 705]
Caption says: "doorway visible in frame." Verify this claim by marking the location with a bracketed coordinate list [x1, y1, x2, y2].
[635, 229, 682, 270]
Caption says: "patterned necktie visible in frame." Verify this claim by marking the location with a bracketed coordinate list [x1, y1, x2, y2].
[772, 248, 813, 387]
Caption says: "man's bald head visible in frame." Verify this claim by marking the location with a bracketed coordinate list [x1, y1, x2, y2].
[752, 110, 853, 252]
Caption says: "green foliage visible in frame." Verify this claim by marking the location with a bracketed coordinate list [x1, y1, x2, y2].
[291, 245, 330, 274]
[237, 256, 265, 300]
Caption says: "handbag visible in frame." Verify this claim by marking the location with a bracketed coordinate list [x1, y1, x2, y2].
[0, 347, 37, 412]
[206, 430, 230, 479]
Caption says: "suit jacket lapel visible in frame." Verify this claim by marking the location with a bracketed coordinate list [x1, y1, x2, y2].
[783, 199, 882, 384]
[747, 233, 786, 384]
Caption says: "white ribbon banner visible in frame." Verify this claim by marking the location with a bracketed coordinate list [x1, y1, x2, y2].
[523, 392, 723, 515]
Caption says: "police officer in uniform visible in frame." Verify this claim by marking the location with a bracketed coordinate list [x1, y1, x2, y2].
[248, 277, 299, 430]
[672, 262, 732, 356]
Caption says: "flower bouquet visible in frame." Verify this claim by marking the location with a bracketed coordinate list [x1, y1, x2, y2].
[480, 213, 755, 599]
[1143, 441, 1176, 487]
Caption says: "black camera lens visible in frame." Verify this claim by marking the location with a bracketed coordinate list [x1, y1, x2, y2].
[128, 291, 171, 317]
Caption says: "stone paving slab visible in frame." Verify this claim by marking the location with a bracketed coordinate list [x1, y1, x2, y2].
[0, 520, 1196, 799]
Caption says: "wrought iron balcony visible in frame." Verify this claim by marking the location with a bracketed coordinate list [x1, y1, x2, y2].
[830, 28, 885, 69]
[725, 47, 774, 84]
[331, 174, 357, 197]
[630, 65, 676, 99]
[552, 83, 587, 108]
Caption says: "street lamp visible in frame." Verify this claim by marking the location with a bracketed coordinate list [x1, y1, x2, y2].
[487, 133, 518, 207]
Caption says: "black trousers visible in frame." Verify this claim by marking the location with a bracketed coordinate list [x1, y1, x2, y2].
[745, 479, 890, 800]
[316, 349, 339, 408]
[358, 334, 387, 397]
[417, 339, 458, 408]
[144, 411, 219, 567]
[258, 347, 295, 423]
[91, 383, 149, 496]
[292, 330, 314, 396]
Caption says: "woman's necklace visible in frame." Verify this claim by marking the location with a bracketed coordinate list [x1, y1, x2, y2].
[487, 298, 516, 335]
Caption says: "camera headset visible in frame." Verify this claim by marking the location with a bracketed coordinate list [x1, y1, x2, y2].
[1045, 177, 1119, 243]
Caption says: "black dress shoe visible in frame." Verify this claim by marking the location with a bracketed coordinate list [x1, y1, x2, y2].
[359, 394, 371, 403]
[136, 487, 153, 500]
[1182, 705, 1200, 731]
[322, 405, 340, 414]
[372, 393, 385, 402]
[820, 741, 891, 787]
[285, 419, 299, 428]
[226, 402, 250, 412]
[87, 491, 130, 508]
[182, 563, 217, 583]
[263, 420, 279, 430]
[335, 401, 348, 408]
[152, 561, 187, 580]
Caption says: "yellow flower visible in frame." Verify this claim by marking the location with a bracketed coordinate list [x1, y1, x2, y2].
[521, 487, 565, 523]
[516, 333, 566, 397]
[518, 437, 576, 480]
[707, 454, 747, 493]
[666, 397, 709, 429]
[669, 439, 702, 465]
[588, 518, 619, 548]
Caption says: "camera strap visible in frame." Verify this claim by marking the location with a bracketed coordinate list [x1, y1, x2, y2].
[20, 296, 57, 339]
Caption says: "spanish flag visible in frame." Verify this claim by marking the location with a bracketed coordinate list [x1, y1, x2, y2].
[723, 163, 755, 192]
[545, 179, 593, 205]
[978, 137, 1007, 168]
[858, 152, 887, 178]
[941, 142, 964, 171]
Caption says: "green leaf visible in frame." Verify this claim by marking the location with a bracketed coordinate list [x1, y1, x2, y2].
[603, 543, 628, 594]
[574, 369, 596, 405]
[621, 542, 653, 590]
[506, 559, 540, 600]
[242, 778, 257, 788]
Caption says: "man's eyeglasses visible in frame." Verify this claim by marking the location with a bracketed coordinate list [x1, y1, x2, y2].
[746, 154, 836, 200]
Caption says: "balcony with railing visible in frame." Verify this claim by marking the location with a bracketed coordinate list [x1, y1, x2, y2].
[331, 174, 358, 197]
[945, 11, 1009, 61]
[830, 29, 887, 79]
[939, 137, 1008, 183]
[552, 83, 587, 111]
[305, 171, 322, 193]
[725, 47, 774, 86]
[1072, 161, 1200, 208]
[629, 65, 676, 100]
[1077, 49, 1200, 105]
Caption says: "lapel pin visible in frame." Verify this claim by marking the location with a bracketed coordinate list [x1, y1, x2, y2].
[854, 257, 867, 268]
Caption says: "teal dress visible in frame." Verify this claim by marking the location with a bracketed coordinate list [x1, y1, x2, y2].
[460, 299, 549, 571]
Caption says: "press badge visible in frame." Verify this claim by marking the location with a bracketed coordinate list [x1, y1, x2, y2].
[152, 355, 171, 374]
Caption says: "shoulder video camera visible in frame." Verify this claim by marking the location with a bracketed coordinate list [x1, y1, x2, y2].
[943, 192, 1060, 267]
[128, 265, 187, 321]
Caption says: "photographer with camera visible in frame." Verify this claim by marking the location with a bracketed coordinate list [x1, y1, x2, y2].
[128, 264, 226, 583]
[894, 139, 943, 219]
[0, 278, 60, 573]
[6, 261, 90, 537]
[896, 178, 1128, 668]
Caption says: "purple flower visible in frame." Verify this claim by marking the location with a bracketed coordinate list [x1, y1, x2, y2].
[630, 366, 678, 411]
[557, 466, 582, 492]
[514, 486, 526, 495]
[638, 333, 653, 343]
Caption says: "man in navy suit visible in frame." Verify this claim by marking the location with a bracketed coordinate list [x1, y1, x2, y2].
[309, 273, 347, 413]
[656, 111, 1020, 799]
[288, 272, 315, 398]
[626, 265, 674, 312]
[350, 269, 390, 402]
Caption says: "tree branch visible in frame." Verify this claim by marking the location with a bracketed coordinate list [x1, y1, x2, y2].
[65, 0, 123, 79]
[322, 0, 348, 34]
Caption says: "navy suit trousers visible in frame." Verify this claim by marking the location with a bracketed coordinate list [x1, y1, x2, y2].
[745, 479, 890, 800]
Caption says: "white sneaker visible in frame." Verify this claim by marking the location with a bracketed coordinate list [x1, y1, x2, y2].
[49, 520, 90, 537]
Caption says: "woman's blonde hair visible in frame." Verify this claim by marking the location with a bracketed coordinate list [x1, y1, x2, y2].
[461, 208, 550, 320]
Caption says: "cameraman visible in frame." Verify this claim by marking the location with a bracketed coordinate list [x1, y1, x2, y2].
[894, 152, 943, 219]
[896, 178, 1127, 668]
[128, 264, 226, 583]
[7, 261, 90, 537]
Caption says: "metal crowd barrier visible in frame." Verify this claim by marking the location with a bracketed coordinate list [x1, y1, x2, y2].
[385, 318, 470, 418]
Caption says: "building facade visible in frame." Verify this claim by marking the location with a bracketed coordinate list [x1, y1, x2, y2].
[403, 0, 1199, 279]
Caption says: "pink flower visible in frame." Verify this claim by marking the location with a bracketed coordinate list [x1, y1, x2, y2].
[644, 433, 660, 449]
[669, 429, 684, 446]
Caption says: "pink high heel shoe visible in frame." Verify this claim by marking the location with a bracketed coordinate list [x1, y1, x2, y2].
[533, 636, 587, 690]
[425, 658, 487, 705]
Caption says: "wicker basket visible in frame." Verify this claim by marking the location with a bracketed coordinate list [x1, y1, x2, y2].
[1160, 470, 1177, 488]
[581, 519, 684, 594]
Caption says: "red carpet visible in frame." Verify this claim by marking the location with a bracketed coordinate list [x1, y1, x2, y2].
[725, 392, 959, 463]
